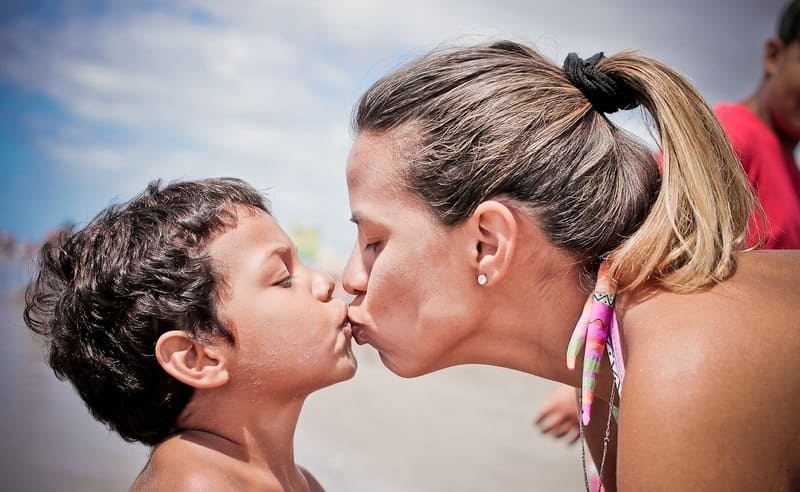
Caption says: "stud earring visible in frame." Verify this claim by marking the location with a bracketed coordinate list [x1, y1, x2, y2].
[477, 273, 488, 286]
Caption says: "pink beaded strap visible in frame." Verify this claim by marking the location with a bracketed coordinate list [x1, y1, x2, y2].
[566, 260, 618, 426]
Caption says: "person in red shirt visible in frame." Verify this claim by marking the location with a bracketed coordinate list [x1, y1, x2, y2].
[715, 0, 800, 249]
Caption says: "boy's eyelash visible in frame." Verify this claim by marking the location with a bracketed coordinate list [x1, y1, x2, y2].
[364, 241, 380, 252]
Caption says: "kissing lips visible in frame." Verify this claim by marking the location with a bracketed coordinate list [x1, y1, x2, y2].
[338, 307, 353, 338]
[349, 321, 367, 345]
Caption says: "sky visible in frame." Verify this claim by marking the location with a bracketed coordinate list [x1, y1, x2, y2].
[0, 0, 788, 257]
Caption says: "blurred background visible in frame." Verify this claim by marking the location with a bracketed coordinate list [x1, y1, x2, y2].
[0, 0, 787, 490]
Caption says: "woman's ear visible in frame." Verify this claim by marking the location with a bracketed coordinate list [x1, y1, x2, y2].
[155, 330, 230, 389]
[467, 200, 518, 286]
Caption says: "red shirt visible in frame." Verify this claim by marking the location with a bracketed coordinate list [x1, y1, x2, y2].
[715, 103, 800, 249]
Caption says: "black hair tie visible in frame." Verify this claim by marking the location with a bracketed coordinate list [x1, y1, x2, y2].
[562, 52, 638, 114]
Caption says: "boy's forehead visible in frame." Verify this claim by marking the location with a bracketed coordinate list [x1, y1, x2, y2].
[208, 210, 287, 262]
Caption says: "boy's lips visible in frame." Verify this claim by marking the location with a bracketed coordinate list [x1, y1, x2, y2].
[338, 308, 353, 337]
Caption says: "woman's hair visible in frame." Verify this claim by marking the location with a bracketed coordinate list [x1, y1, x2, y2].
[23, 177, 270, 445]
[353, 41, 754, 292]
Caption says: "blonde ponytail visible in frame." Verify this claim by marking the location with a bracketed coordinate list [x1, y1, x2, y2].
[601, 52, 755, 292]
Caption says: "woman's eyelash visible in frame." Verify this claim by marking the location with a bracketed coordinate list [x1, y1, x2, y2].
[279, 276, 294, 288]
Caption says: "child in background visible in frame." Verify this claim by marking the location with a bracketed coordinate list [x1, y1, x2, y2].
[24, 178, 356, 491]
[715, 0, 800, 249]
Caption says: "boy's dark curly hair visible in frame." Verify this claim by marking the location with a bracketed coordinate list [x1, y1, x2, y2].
[779, 0, 800, 44]
[23, 177, 270, 446]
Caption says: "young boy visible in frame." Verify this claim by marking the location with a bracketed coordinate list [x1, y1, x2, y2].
[714, 0, 800, 249]
[24, 178, 357, 491]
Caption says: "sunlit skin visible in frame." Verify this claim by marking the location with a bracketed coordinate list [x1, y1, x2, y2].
[343, 130, 800, 491]
[132, 207, 356, 491]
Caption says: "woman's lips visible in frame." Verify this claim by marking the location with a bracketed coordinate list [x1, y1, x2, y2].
[349, 321, 366, 345]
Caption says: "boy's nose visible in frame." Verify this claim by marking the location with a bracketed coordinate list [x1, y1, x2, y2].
[312, 271, 335, 301]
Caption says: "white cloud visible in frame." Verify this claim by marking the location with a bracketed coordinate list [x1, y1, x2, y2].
[40, 142, 130, 171]
[0, 0, 789, 252]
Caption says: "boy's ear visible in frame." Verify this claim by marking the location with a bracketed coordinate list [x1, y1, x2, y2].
[466, 200, 518, 286]
[763, 37, 785, 77]
[155, 330, 230, 389]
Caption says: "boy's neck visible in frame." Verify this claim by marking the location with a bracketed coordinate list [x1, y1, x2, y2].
[743, 92, 799, 156]
[178, 390, 308, 487]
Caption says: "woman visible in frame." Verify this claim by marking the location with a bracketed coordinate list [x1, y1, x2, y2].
[342, 41, 800, 490]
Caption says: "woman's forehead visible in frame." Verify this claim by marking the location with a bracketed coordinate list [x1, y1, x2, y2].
[346, 134, 409, 201]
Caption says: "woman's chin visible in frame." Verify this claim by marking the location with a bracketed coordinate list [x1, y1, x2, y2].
[379, 352, 435, 379]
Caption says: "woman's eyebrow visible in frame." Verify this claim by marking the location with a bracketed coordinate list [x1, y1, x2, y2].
[350, 212, 384, 226]
[351, 212, 392, 234]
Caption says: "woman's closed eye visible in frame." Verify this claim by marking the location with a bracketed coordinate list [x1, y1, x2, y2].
[364, 241, 382, 253]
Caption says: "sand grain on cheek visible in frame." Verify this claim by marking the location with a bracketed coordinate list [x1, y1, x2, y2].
[280, 313, 316, 364]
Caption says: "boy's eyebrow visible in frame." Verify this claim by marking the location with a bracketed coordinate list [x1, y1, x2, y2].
[269, 245, 291, 255]
[261, 244, 291, 265]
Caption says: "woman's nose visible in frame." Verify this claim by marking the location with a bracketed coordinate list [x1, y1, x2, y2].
[342, 244, 367, 296]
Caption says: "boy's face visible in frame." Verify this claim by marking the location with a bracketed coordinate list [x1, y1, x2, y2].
[765, 39, 800, 143]
[207, 207, 356, 398]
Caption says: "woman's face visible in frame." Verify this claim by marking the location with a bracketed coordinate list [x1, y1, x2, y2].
[343, 132, 478, 377]
[208, 207, 356, 398]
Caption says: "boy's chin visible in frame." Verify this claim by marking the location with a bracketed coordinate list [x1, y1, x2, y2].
[343, 357, 358, 379]
[317, 358, 358, 391]
[335, 356, 359, 382]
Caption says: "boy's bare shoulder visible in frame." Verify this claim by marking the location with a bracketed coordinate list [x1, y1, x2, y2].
[130, 434, 243, 491]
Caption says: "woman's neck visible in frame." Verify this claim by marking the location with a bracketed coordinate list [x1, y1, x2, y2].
[464, 244, 617, 402]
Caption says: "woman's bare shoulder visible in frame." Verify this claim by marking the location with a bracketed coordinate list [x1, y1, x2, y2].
[622, 250, 800, 396]
[732, 249, 800, 293]
[616, 250, 800, 488]
[623, 250, 800, 349]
